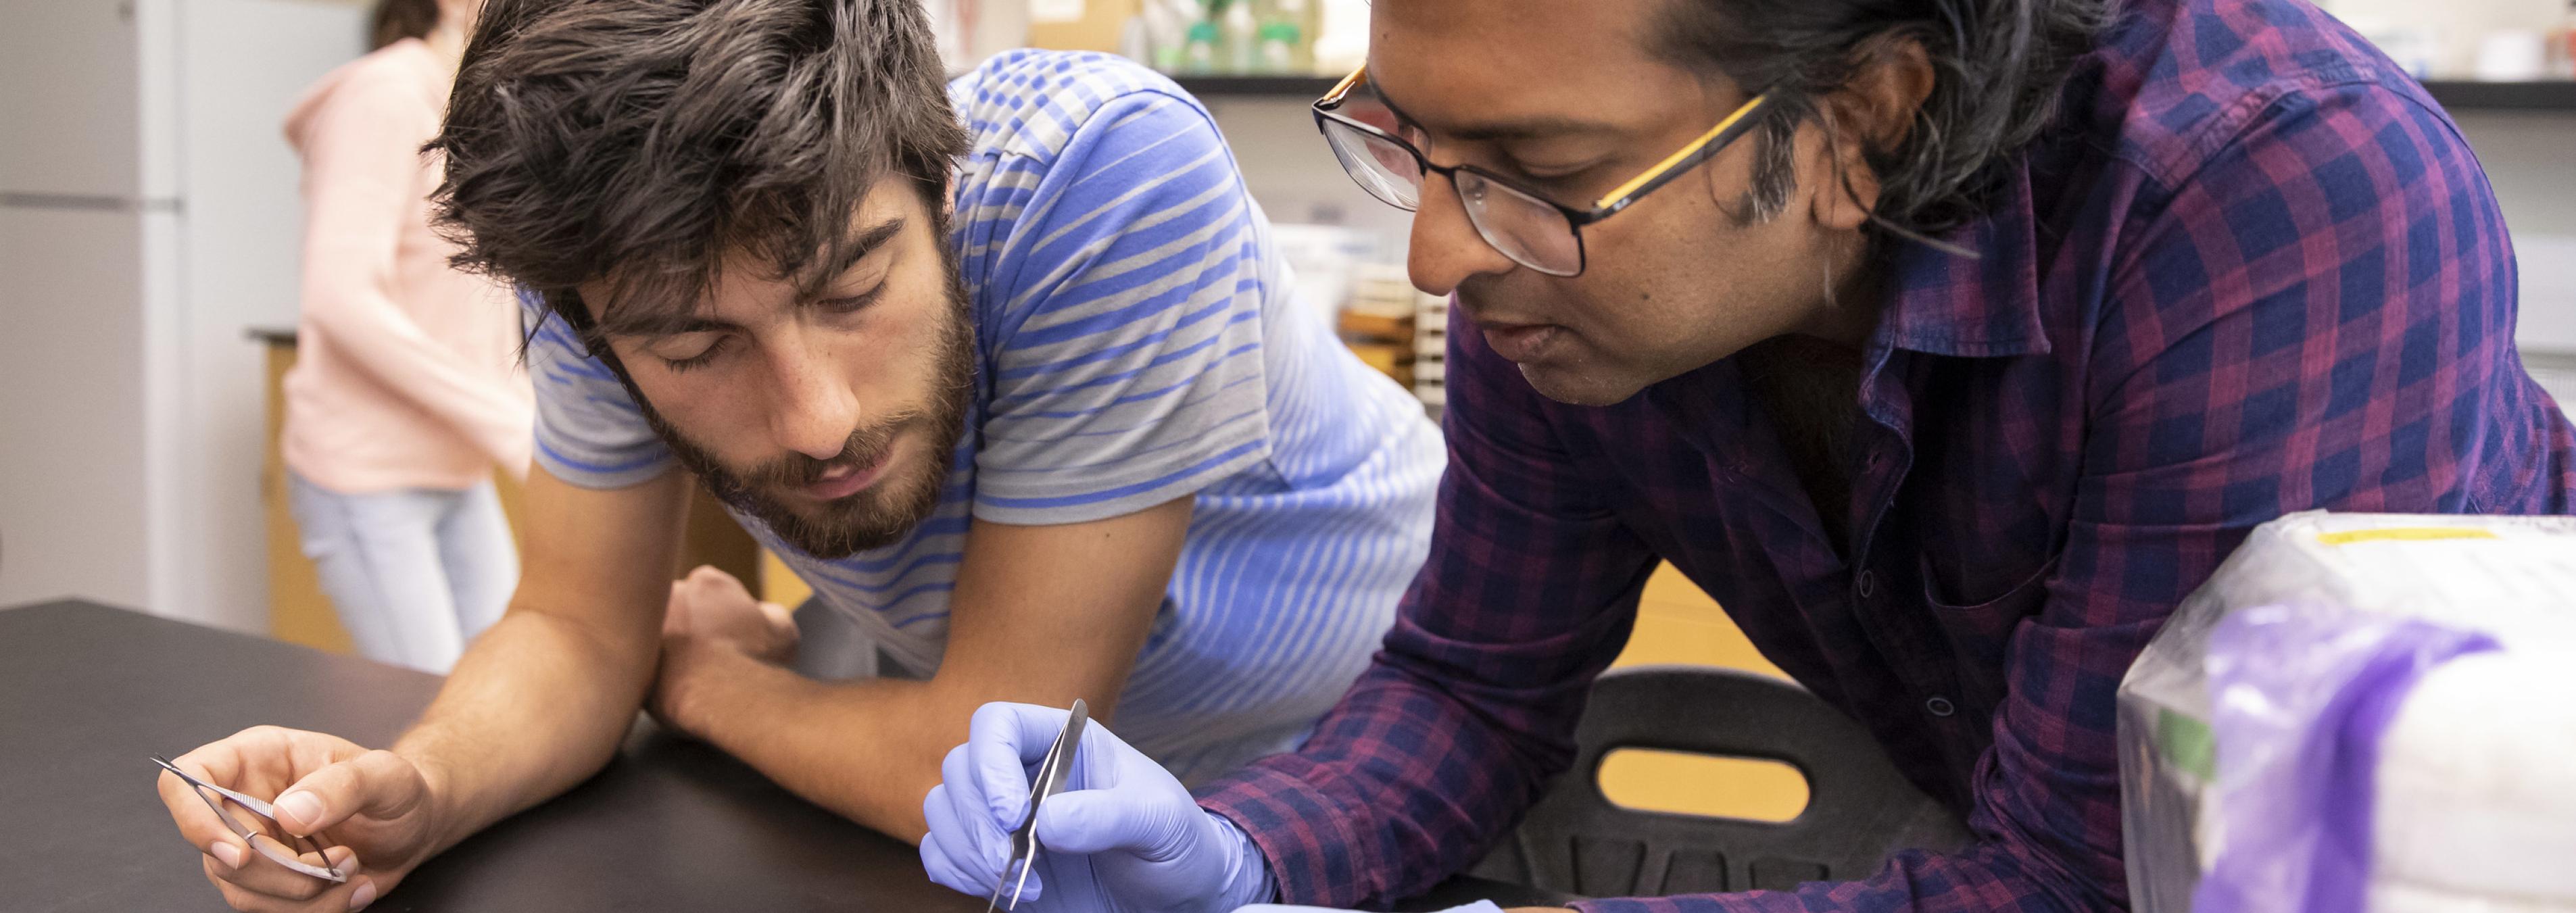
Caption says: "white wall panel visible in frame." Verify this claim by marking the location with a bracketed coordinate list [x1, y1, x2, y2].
[0, 206, 151, 609]
[0, 1, 143, 197]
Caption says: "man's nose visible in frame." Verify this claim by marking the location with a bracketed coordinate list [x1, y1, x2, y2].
[764, 334, 858, 461]
[1407, 172, 1519, 297]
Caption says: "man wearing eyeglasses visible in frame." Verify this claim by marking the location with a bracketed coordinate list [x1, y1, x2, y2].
[922, 0, 2576, 910]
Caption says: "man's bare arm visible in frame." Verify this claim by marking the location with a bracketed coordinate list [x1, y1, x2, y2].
[395, 466, 691, 852]
[653, 497, 1193, 841]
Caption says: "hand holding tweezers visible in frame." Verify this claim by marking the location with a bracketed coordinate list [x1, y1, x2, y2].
[151, 754, 349, 883]
[987, 698, 1089, 913]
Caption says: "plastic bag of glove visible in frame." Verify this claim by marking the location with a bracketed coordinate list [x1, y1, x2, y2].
[2115, 511, 2576, 913]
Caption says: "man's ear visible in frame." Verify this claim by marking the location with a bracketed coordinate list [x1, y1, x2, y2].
[1809, 34, 1936, 232]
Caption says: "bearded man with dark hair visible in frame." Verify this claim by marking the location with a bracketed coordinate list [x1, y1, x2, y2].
[151, 3, 1443, 910]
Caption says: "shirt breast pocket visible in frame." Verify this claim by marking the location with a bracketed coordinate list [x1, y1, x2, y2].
[1916, 553, 2060, 712]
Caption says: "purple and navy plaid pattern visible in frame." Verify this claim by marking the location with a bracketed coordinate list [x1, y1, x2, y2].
[1194, 0, 2576, 909]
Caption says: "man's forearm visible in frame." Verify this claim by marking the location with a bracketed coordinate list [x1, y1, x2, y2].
[392, 606, 661, 854]
[659, 642, 955, 841]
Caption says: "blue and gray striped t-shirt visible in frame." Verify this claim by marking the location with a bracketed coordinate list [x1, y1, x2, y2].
[523, 49, 1443, 781]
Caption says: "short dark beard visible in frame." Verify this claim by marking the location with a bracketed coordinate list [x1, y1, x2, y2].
[614, 253, 977, 560]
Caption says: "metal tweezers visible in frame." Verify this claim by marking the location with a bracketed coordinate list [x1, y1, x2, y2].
[150, 755, 349, 883]
[988, 698, 1088, 913]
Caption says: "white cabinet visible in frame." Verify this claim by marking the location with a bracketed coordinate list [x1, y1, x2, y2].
[0, 205, 152, 609]
[0, 0, 364, 628]
[0, 0, 143, 197]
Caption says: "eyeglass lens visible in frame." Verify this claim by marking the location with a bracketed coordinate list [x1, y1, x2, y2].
[1453, 172, 1582, 276]
[1320, 114, 1582, 276]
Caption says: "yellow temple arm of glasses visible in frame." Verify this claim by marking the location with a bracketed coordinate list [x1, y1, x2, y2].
[1317, 64, 1769, 217]
[1594, 93, 1770, 209]
[1322, 65, 1367, 104]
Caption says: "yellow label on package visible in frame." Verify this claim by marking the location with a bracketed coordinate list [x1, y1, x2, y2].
[2316, 528, 2501, 546]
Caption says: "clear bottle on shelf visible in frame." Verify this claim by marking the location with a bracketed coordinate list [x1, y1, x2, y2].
[1182, 1, 1221, 73]
[1255, 0, 1309, 74]
[1140, 0, 1192, 72]
[1221, 0, 1261, 74]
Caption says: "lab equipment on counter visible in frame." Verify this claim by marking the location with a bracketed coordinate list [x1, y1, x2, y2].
[1132, 0, 1318, 75]
[2475, 29, 2552, 82]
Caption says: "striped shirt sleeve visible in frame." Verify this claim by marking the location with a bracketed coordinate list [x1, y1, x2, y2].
[520, 292, 677, 489]
[963, 89, 1272, 526]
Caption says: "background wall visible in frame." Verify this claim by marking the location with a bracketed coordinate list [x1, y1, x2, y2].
[2322, 0, 2569, 77]
[1, 0, 160, 613]
[0, 0, 366, 628]
[2, 0, 2570, 630]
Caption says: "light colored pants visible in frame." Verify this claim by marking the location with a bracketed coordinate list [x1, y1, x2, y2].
[287, 471, 517, 672]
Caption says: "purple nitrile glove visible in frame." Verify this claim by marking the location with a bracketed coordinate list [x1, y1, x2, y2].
[921, 702, 1275, 913]
[1239, 904, 1507, 913]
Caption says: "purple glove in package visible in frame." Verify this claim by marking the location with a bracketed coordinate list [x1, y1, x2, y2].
[2116, 512, 2576, 913]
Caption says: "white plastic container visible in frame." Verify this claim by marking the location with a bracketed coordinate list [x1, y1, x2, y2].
[2118, 512, 2576, 912]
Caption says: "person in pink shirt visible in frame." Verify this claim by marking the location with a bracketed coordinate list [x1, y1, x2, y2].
[278, 0, 531, 673]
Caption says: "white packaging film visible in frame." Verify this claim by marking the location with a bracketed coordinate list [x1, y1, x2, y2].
[2118, 511, 2576, 912]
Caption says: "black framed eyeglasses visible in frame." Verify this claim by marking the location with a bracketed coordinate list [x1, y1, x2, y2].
[1311, 65, 1770, 278]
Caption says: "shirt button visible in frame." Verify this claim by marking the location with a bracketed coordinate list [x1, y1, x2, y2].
[1856, 571, 1876, 598]
[1926, 696, 1957, 718]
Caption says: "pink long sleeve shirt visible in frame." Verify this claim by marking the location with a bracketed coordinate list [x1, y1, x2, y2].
[280, 38, 531, 494]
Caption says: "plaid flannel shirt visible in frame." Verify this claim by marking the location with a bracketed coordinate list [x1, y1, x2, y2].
[1195, 0, 2576, 908]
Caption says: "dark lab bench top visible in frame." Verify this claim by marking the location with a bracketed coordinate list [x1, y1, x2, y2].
[0, 601, 1567, 912]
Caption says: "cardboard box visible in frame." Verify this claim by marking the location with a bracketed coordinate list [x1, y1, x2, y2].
[1027, 0, 1140, 55]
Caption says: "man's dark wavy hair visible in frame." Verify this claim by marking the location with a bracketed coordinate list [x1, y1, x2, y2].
[1659, 0, 2116, 239]
[427, 0, 971, 345]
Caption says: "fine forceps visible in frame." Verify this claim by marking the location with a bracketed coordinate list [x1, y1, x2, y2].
[149, 755, 349, 883]
[988, 699, 1089, 913]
